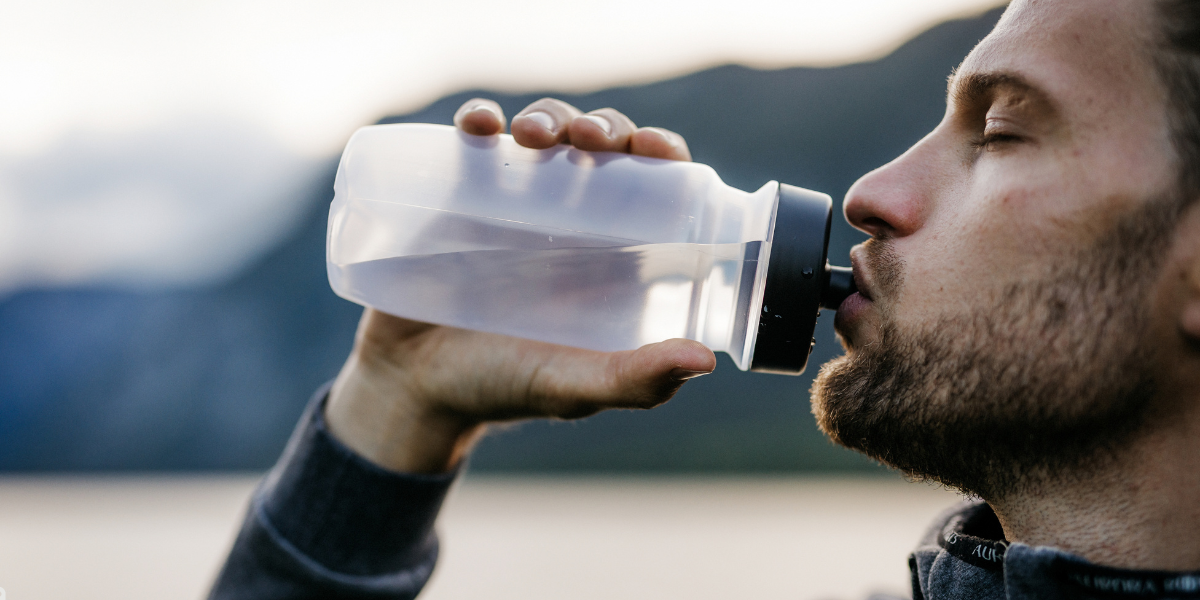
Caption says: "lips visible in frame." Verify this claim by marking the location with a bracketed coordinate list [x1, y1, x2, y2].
[852, 272, 872, 302]
[847, 248, 875, 303]
[833, 246, 877, 333]
[836, 289, 870, 316]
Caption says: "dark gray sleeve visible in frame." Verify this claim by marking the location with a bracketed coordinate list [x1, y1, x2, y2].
[208, 383, 459, 600]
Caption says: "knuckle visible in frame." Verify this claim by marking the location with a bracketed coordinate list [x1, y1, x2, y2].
[591, 107, 634, 128]
[632, 387, 676, 409]
[527, 97, 575, 115]
[555, 402, 602, 420]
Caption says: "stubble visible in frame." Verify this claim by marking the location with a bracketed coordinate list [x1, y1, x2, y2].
[810, 197, 1181, 502]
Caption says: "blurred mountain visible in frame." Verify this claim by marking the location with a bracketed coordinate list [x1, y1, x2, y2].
[0, 7, 1002, 472]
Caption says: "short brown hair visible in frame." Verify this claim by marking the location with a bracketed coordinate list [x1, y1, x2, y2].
[1156, 0, 1200, 201]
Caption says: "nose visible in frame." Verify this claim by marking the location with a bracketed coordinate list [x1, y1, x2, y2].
[843, 136, 938, 238]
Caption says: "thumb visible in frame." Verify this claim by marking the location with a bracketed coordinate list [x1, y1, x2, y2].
[534, 339, 717, 419]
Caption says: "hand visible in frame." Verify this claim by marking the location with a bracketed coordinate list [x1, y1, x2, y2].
[325, 98, 713, 474]
[457, 97, 692, 160]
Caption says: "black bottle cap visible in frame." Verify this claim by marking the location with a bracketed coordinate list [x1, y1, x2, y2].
[750, 184, 833, 375]
[822, 265, 857, 310]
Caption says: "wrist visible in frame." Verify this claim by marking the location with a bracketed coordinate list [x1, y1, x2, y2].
[324, 350, 484, 474]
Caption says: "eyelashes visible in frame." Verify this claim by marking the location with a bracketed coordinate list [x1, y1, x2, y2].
[970, 113, 1024, 152]
[971, 131, 1023, 151]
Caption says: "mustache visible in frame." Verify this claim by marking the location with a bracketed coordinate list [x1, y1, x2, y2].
[861, 236, 904, 302]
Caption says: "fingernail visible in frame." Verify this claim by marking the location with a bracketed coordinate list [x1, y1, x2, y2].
[468, 104, 500, 119]
[648, 127, 678, 147]
[520, 110, 556, 133]
[583, 115, 613, 137]
[670, 368, 712, 381]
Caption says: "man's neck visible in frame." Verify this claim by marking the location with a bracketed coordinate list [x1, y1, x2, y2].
[989, 408, 1200, 571]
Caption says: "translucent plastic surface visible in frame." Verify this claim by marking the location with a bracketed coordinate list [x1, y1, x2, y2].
[327, 124, 779, 369]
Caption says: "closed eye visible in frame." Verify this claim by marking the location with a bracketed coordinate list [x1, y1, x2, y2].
[972, 131, 1023, 151]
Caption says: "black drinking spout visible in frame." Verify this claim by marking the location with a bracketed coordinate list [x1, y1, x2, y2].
[821, 264, 857, 310]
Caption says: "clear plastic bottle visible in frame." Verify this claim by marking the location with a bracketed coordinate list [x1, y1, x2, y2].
[327, 123, 853, 374]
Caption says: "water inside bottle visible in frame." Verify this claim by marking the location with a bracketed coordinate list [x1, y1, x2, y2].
[332, 241, 766, 359]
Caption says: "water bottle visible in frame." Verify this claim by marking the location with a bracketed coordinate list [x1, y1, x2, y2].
[327, 123, 855, 375]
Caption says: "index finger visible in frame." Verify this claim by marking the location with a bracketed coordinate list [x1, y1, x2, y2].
[453, 98, 506, 136]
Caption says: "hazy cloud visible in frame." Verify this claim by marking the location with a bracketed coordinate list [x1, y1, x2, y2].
[0, 118, 318, 295]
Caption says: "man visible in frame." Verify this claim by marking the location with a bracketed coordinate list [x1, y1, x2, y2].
[210, 0, 1200, 597]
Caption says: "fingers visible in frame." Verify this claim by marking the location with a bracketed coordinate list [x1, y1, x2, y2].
[463, 96, 693, 161]
[567, 108, 690, 161]
[605, 338, 717, 406]
[532, 338, 717, 419]
[514, 101, 642, 155]
[566, 108, 639, 153]
[453, 98, 506, 136]
[511, 98, 582, 149]
[630, 127, 692, 161]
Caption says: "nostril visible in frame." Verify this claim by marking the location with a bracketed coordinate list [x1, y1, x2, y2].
[862, 216, 891, 231]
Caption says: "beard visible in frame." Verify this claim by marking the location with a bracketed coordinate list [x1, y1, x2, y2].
[811, 197, 1183, 502]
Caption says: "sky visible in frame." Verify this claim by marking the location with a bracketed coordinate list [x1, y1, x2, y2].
[0, 0, 1005, 294]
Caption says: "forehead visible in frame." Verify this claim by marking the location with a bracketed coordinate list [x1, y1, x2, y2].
[957, 0, 1164, 120]
[952, 0, 1176, 205]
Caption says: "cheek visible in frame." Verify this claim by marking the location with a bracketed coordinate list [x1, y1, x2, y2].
[889, 168, 1081, 323]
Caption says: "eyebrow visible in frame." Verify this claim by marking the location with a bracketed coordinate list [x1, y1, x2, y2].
[947, 69, 1060, 116]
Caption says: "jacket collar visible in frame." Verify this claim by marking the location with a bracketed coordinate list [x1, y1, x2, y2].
[911, 500, 1200, 600]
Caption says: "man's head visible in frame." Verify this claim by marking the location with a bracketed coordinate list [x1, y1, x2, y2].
[811, 0, 1200, 502]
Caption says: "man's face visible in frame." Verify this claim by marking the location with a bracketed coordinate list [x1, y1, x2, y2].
[811, 0, 1186, 500]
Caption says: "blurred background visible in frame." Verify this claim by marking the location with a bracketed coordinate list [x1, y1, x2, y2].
[0, 1, 1004, 597]
[0, 0, 1006, 473]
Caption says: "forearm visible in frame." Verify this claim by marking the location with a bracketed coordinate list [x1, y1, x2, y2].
[209, 384, 459, 600]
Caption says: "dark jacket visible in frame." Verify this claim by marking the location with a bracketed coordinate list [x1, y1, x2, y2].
[209, 386, 1200, 600]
